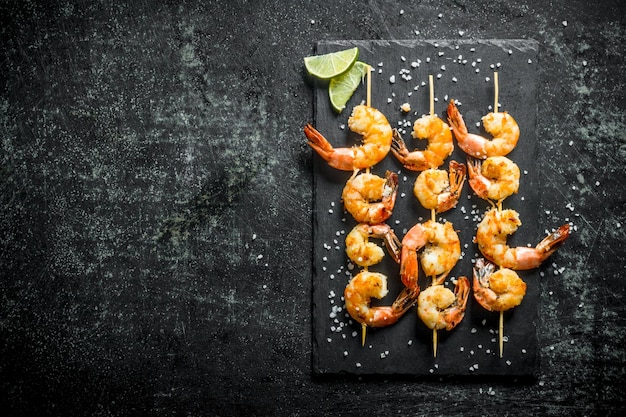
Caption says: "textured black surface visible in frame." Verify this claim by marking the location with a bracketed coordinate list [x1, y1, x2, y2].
[1, 0, 626, 415]
[312, 40, 540, 376]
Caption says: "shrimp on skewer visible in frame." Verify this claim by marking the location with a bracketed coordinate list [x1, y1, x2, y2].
[418, 276, 470, 331]
[446, 100, 520, 159]
[476, 208, 571, 270]
[399, 220, 461, 291]
[342, 170, 399, 224]
[345, 223, 401, 267]
[420, 220, 461, 285]
[414, 160, 467, 214]
[472, 258, 526, 312]
[304, 105, 392, 171]
[467, 156, 520, 204]
[473, 258, 528, 358]
[344, 271, 418, 345]
[390, 114, 454, 171]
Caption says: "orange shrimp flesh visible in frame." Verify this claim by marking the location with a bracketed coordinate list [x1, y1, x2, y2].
[467, 156, 520, 203]
[447, 100, 519, 159]
[476, 208, 571, 270]
[417, 276, 470, 331]
[472, 258, 526, 312]
[304, 105, 392, 171]
[390, 114, 454, 171]
[344, 271, 418, 328]
[345, 223, 401, 267]
[342, 170, 399, 224]
[413, 160, 467, 213]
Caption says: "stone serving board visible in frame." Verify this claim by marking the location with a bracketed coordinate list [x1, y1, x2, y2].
[311, 39, 541, 377]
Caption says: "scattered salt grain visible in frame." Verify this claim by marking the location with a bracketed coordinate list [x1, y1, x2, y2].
[389, 75, 396, 84]
[562, 20, 568, 27]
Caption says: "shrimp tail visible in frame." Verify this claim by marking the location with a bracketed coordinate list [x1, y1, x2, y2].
[384, 229, 402, 264]
[380, 170, 399, 218]
[536, 223, 571, 258]
[440, 160, 466, 212]
[390, 128, 410, 162]
[446, 100, 468, 137]
[474, 258, 495, 288]
[392, 286, 419, 314]
[304, 123, 355, 171]
[467, 157, 490, 200]
[472, 259, 498, 311]
[400, 246, 419, 291]
[443, 276, 470, 331]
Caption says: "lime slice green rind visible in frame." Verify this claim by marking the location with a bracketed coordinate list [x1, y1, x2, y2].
[329, 61, 370, 113]
[304, 47, 359, 80]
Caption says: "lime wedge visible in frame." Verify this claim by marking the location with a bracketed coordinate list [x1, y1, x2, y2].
[329, 61, 370, 113]
[304, 47, 359, 80]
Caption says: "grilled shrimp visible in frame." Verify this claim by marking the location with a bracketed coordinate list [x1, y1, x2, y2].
[399, 220, 461, 291]
[467, 156, 520, 203]
[345, 223, 401, 267]
[417, 277, 470, 331]
[476, 208, 571, 270]
[304, 105, 392, 170]
[447, 100, 519, 159]
[342, 170, 399, 224]
[472, 258, 526, 312]
[413, 160, 466, 213]
[344, 271, 418, 328]
[390, 114, 454, 171]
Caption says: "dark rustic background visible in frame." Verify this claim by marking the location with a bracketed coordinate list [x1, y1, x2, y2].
[1, 0, 625, 415]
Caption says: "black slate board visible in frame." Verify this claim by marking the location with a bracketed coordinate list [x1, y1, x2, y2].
[311, 40, 540, 377]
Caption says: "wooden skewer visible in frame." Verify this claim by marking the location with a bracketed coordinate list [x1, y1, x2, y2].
[366, 64, 372, 108]
[493, 71, 499, 113]
[365, 66, 372, 174]
[361, 322, 367, 347]
[499, 310, 504, 358]
[431, 275, 438, 358]
[498, 264, 504, 357]
[429, 74, 435, 116]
